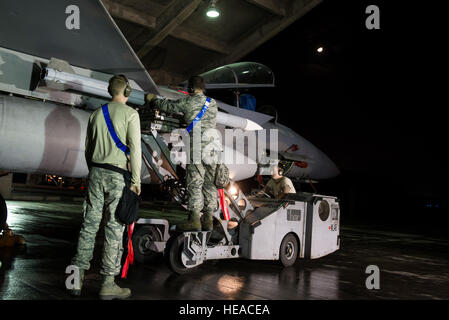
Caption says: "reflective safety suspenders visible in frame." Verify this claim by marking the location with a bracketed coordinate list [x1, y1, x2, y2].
[185, 97, 211, 134]
[100, 104, 135, 279]
[184, 98, 230, 221]
[101, 104, 130, 155]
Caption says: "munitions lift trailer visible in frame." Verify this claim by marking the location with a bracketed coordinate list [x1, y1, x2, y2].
[134, 150, 341, 273]
[135, 116, 340, 274]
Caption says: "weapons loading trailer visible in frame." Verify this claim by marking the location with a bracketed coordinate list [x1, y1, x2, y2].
[133, 188, 341, 274]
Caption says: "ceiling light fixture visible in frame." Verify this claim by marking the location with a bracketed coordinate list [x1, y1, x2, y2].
[207, 0, 220, 18]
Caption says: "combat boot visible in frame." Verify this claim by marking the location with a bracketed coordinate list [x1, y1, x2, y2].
[201, 212, 214, 231]
[176, 211, 201, 231]
[99, 276, 131, 300]
[67, 268, 85, 297]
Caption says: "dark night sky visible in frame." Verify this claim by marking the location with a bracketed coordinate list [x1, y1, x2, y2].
[238, 0, 448, 230]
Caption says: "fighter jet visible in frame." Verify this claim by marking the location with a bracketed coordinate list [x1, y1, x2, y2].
[0, 0, 339, 215]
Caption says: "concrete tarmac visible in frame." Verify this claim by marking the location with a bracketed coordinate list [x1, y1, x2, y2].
[1, 200, 448, 300]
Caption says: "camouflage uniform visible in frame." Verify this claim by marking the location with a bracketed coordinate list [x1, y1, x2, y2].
[68, 99, 138, 298]
[71, 167, 126, 276]
[152, 93, 219, 229]
[265, 176, 296, 199]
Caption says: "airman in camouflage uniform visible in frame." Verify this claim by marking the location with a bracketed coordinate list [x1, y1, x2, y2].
[259, 164, 296, 199]
[72, 168, 126, 273]
[69, 75, 141, 299]
[147, 76, 219, 231]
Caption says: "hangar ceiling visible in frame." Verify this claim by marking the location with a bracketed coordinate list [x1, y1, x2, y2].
[101, 0, 322, 86]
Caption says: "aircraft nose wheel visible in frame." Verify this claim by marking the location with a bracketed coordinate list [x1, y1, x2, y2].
[279, 234, 298, 267]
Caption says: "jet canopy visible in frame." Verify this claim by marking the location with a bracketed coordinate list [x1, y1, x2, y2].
[198, 62, 275, 89]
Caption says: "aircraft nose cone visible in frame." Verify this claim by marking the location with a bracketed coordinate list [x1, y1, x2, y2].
[318, 154, 340, 179]
[302, 147, 340, 180]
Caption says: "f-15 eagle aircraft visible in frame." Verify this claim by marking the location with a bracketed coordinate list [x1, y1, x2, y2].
[0, 0, 339, 220]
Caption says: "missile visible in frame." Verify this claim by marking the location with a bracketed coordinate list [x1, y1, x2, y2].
[42, 67, 262, 131]
[42, 67, 147, 106]
[158, 87, 264, 131]
[216, 112, 262, 131]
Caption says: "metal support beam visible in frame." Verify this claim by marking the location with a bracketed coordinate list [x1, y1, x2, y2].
[190, 0, 323, 75]
[102, 1, 227, 54]
[102, 0, 156, 29]
[137, 0, 202, 59]
[245, 0, 287, 16]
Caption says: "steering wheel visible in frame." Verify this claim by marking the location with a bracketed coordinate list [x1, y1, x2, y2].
[251, 190, 271, 198]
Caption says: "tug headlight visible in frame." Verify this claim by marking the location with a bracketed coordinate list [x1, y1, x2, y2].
[227, 183, 239, 200]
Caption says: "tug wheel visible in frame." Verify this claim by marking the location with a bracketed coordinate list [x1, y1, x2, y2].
[133, 225, 162, 263]
[167, 234, 194, 275]
[279, 234, 299, 267]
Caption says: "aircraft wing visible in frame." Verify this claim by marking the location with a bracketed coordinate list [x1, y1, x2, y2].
[0, 0, 158, 94]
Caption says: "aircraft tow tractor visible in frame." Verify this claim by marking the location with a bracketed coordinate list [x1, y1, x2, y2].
[132, 188, 341, 274]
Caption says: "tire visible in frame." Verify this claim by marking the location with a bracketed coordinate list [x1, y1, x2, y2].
[167, 234, 195, 275]
[279, 233, 299, 267]
[132, 225, 163, 263]
[0, 193, 7, 231]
